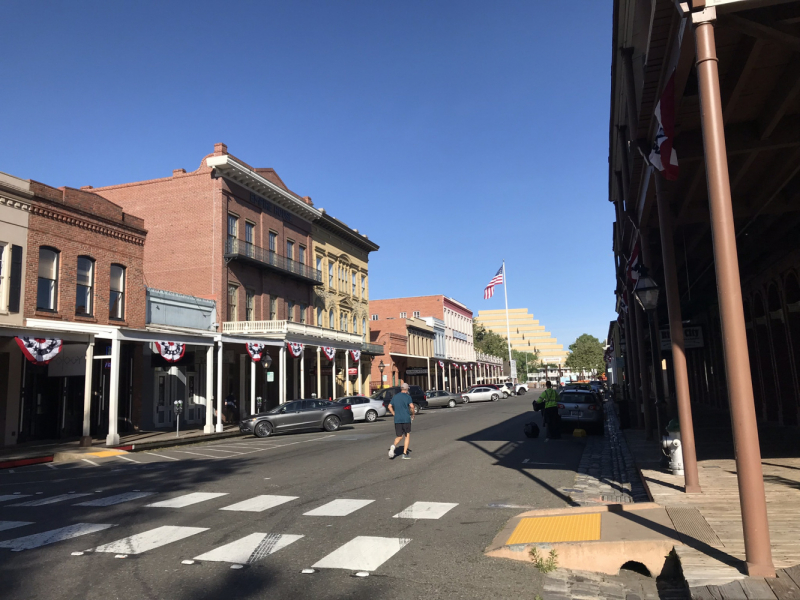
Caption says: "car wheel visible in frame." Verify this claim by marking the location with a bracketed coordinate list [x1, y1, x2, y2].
[448, 399, 456, 408]
[462, 396, 470, 403]
[518, 389, 526, 395]
[365, 410, 378, 423]
[254, 421, 273, 438]
[491, 394, 499, 402]
[413, 404, 420, 415]
[323, 415, 341, 432]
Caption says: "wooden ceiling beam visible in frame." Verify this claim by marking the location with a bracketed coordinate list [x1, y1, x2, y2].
[676, 164, 707, 224]
[679, 114, 800, 161]
[758, 58, 800, 140]
[721, 37, 764, 122]
[719, 13, 800, 51]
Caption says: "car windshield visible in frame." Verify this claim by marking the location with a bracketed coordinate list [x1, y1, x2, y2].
[560, 392, 595, 404]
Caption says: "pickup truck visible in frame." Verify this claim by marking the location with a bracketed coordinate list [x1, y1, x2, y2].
[514, 382, 529, 395]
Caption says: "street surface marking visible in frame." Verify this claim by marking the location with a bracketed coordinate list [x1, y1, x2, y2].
[76, 492, 156, 507]
[0, 495, 31, 503]
[312, 536, 410, 572]
[93, 525, 208, 554]
[506, 513, 601, 544]
[82, 459, 100, 466]
[46, 464, 58, 469]
[143, 452, 179, 461]
[115, 455, 140, 463]
[220, 495, 298, 512]
[198, 448, 244, 454]
[172, 450, 226, 459]
[303, 499, 375, 517]
[0, 521, 33, 532]
[194, 533, 303, 564]
[393, 502, 458, 520]
[147, 492, 228, 508]
[11, 493, 93, 506]
[0, 523, 115, 551]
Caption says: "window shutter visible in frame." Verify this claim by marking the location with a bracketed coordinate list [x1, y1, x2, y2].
[8, 245, 22, 313]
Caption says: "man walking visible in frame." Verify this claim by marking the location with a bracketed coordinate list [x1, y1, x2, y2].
[540, 380, 561, 440]
[388, 382, 415, 460]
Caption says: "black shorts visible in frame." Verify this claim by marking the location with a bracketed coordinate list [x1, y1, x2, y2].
[394, 422, 412, 436]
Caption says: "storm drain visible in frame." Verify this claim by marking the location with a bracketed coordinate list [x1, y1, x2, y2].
[665, 507, 723, 548]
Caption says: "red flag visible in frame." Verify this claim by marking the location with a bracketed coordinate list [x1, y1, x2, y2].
[649, 71, 679, 180]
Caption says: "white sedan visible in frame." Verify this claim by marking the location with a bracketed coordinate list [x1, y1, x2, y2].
[460, 386, 501, 403]
[334, 396, 387, 422]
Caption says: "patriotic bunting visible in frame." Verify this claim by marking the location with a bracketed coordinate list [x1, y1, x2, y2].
[438, 360, 444, 368]
[322, 346, 336, 361]
[626, 240, 641, 283]
[350, 349, 361, 362]
[287, 342, 304, 358]
[155, 341, 186, 362]
[649, 70, 679, 181]
[246, 342, 266, 362]
[15, 337, 63, 365]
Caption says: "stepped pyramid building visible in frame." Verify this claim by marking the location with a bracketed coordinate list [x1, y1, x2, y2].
[476, 308, 568, 366]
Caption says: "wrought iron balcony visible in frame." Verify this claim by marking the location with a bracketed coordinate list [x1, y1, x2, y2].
[225, 237, 322, 285]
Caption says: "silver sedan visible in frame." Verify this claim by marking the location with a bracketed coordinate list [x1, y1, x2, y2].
[334, 396, 387, 422]
[460, 386, 501, 403]
[424, 390, 464, 408]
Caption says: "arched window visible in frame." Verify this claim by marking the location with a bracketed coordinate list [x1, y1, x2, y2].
[353, 315, 357, 334]
[316, 306, 323, 326]
[362, 318, 366, 338]
[109, 264, 126, 320]
[76, 256, 94, 316]
[329, 309, 334, 330]
[37, 247, 59, 311]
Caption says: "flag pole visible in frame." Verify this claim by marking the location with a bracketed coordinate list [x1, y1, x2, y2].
[502, 261, 513, 379]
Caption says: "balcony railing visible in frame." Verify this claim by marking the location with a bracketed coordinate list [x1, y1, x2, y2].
[361, 342, 385, 355]
[222, 320, 363, 345]
[225, 237, 322, 285]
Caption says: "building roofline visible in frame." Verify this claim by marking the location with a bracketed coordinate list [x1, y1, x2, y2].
[316, 211, 380, 252]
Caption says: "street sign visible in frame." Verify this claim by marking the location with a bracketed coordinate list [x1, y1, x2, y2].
[267, 371, 275, 382]
[509, 359, 517, 380]
[660, 326, 704, 351]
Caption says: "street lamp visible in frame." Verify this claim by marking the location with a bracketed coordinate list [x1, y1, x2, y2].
[633, 266, 660, 312]
[378, 360, 385, 388]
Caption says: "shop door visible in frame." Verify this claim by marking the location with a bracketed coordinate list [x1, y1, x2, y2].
[185, 372, 199, 423]
[154, 370, 175, 427]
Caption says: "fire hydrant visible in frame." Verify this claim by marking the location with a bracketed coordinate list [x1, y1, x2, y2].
[661, 418, 684, 476]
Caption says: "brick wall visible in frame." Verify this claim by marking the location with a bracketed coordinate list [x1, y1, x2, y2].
[369, 295, 445, 321]
[25, 183, 147, 328]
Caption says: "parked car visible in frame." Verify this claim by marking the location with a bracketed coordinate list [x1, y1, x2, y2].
[240, 399, 354, 438]
[371, 385, 428, 413]
[515, 382, 529, 395]
[461, 386, 501, 403]
[500, 382, 516, 397]
[334, 396, 387, 422]
[424, 390, 464, 408]
[557, 388, 603, 433]
[483, 384, 510, 399]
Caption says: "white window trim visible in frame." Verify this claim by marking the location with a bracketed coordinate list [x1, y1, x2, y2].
[0, 242, 8, 312]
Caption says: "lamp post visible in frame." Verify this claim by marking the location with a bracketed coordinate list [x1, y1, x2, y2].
[633, 265, 663, 434]
[378, 360, 385, 389]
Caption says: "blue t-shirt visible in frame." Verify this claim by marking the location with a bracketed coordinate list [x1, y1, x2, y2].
[390, 392, 413, 424]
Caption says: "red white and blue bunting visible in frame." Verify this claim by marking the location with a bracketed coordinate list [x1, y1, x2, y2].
[350, 349, 361, 362]
[155, 341, 186, 362]
[246, 343, 267, 362]
[462, 364, 468, 371]
[438, 360, 444, 368]
[287, 342, 304, 358]
[15, 337, 62, 365]
[322, 346, 336, 361]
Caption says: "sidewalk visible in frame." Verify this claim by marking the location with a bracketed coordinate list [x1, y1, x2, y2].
[0, 424, 243, 468]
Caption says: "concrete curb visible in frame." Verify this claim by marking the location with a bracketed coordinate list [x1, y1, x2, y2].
[0, 455, 54, 470]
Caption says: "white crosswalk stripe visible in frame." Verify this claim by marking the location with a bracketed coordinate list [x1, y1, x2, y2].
[75, 492, 156, 507]
[194, 533, 303, 564]
[146, 492, 228, 508]
[312, 536, 411, 571]
[0, 521, 33, 532]
[303, 499, 374, 517]
[0, 523, 115, 551]
[219, 495, 297, 512]
[393, 501, 458, 520]
[10, 493, 93, 507]
[0, 495, 30, 503]
[93, 525, 208, 554]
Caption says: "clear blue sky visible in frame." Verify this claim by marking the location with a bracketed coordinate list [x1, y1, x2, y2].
[1, 0, 615, 350]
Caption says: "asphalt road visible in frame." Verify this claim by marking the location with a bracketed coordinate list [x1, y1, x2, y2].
[0, 390, 589, 600]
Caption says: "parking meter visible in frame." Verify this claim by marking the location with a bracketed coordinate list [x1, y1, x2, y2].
[173, 400, 184, 437]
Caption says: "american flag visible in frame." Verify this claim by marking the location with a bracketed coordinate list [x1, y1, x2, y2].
[484, 266, 504, 299]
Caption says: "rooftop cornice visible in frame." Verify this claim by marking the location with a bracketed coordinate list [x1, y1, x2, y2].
[0, 195, 32, 212]
[29, 204, 146, 246]
[315, 213, 380, 252]
[207, 155, 321, 223]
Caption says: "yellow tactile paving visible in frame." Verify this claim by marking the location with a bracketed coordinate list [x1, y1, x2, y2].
[506, 513, 601, 544]
[85, 450, 127, 458]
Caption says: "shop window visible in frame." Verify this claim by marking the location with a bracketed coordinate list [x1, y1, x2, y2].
[109, 264, 126, 320]
[76, 256, 94, 316]
[37, 247, 59, 311]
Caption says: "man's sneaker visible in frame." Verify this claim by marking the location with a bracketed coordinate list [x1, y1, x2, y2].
[388, 444, 395, 458]
[401, 454, 411, 460]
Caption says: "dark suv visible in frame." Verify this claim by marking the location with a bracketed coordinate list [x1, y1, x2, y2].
[371, 386, 428, 413]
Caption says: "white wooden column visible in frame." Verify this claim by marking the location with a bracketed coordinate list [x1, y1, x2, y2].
[216, 341, 224, 432]
[279, 345, 286, 404]
[293, 355, 298, 399]
[105, 337, 121, 446]
[357, 355, 362, 395]
[331, 350, 336, 399]
[250, 359, 256, 415]
[448, 363, 452, 392]
[316, 347, 322, 398]
[345, 350, 350, 395]
[300, 349, 305, 399]
[80, 339, 94, 446]
[204, 345, 214, 433]
[426, 357, 431, 390]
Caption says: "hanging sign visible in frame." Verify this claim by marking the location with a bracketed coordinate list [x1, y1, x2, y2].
[15, 337, 63, 365]
[246, 342, 267, 362]
[287, 342, 304, 358]
[348, 367, 358, 375]
[406, 367, 428, 376]
[322, 346, 336, 361]
[350, 349, 361, 362]
[155, 341, 186, 362]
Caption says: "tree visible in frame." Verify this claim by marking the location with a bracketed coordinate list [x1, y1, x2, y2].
[565, 334, 605, 376]
[512, 349, 539, 380]
[473, 322, 508, 359]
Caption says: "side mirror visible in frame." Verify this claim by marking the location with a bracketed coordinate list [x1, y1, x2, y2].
[280, 407, 287, 414]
